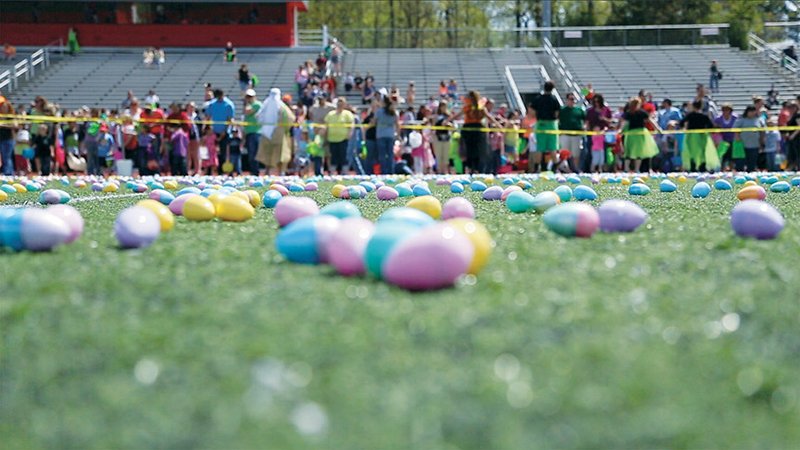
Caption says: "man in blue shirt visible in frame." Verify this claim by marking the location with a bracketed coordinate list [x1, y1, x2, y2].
[658, 98, 682, 130]
[205, 89, 235, 170]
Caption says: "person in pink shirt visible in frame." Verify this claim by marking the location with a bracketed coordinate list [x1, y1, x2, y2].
[202, 125, 218, 175]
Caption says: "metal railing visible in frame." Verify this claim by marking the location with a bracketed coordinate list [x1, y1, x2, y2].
[543, 37, 583, 104]
[748, 32, 799, 77]
[0, 41, 61, 93]
[313, 23, 730, 48]
[503, 66, 526, 115]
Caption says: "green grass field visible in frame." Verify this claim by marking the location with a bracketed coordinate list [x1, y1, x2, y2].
[1, 178, 799, 449]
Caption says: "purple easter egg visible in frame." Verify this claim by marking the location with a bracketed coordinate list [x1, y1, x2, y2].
[38, 189, 65, 205]
[376, 186, 399, 201]
[114, 206, 161, 249]
[326, 217, 375, 276]
[383, 223, 474, 291]
[274, 196, 320, 227]
[482, 185, 504, 201]
[304, 182, 318, 191]
[168, 194, 195, 216]
[91, 182, 104, 192]
[598, 200, 648, 233]
[21, 209, 71, 251]
[46, 204, 84, 243]
[441, 197, 475, 220]
[730, 200, 784, 240]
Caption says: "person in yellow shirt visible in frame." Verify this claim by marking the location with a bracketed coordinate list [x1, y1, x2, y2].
[323, 98, 355, 174]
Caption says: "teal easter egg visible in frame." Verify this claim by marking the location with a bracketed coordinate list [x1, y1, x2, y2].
[288, 183, 305, 192]
[660, 180, 677, 192]
[450, 183, 464, 194]
[412, 183, 432, 196]
[364, 221, 425, 279]
[573, 185, 598, 201]
[714, 179, 732, 190]
[734, 176, 747, 185]
[542, 203, 600, 238]
[0, 208, 25, 251]
[262, 190, 283, 208]
[770, 181, 790, 193]
[396, 183, 413, 197]
[359, 181, 376, 192]
[506, 191, 535, 213]
[532, 191, 560, 213]
[629, 183, 651, 196]
[567, 175, 581, 184]
[691, 182, 711, 198]
[470, 181, 487, 191]
[791, 177, 800, 187]
[1, 185, 16, 194]
[320, 201, 362, 219]
[378, 207, 435, 227]
[275, 216, 322, 264]
[554, 185, 573, 202]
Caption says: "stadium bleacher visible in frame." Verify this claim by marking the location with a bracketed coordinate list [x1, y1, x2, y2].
[558, 45, 800, 112]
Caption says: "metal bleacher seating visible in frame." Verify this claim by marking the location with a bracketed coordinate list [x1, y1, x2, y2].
[558, 45, 800, 112]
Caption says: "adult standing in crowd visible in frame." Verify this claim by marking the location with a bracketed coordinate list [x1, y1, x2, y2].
[619, 97, 659, 173]
[324, 98, 355, 175]
[256, 88, 295, 176]
[713, 103, 737, 169]
[362, 99, 379, 174]
[680, 100, 719, 171]
[205, 89, 235, 171]
[372, 95, 399, 175]
[432, 101, 452, 174]
[733, 106, 765, 172]
[243, 89, 262, 174]
[709, 60, 721, 94]
[559, 92, 585, 172]
[185, 101, 202, 176]
[449, 90, 497, 174]
[786, 102, 800, 171]
[0, 92, 15, 175]
[530, 81, 561, 173]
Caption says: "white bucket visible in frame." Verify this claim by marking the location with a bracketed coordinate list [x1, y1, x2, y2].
[116, 159, 133, 176]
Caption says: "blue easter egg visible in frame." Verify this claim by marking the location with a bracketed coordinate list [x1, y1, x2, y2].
[790, 177, 800, 187]
[573, 185, 598, 201]
[364, 221, 424, 279]
[200, 188, 217, 198]
[412, 184, 432, 197]
[289, 183, 305, 192]
[275, 216, 321, 264]
[714, 179, 732, 190]
[177, 187, 202, 196]
[450, 183, 464, 194]
[660, 180, 677, 192]
[567, 175, 581, 184]
[629, 183, 651, 196]
[321, 201, 362, 219]
[770, 181, 790, 193]
[378, 207, 435, 227]
[691, 182, 712, 198]
[518, 180, 532, 190]
[359, 181, 376, 192]
[502, 179, 514, 185]
[470, 181, 487, 192]
[396, 184, 413, 197]
[554, 185, 573, 202]
[22, 148, 35, 159]
[506, 191, 535, 213]
[262, 190, 283, 208]
[0, 208, 25, 251]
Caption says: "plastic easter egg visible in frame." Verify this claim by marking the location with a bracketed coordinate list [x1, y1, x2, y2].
[46, 204, 84, 243]
[346, 185, 365, 199]
[243, 190, 261, 208]
[321, 201, 362, 219]
[743, 180, 757, 187]
[326, 217, 375, 276]
[770, 181, 790, 193]
[38, 189, 70, 205]
[532, 191, 560, 213]
[200, 188, 217, 198]
[376, 186, 399, 200]
[506, 191, 535, 214]
[629, 183, 651, 196]
[102, 183, 119, 193]
[164, 180, 179, 190]
[262, 190, 283, 208]
[74, 180, 87, 188]
[360, 181, 376, 192]
[482, 186, 504, 201]
[406, 196, 442, 219]
[737, 185, 767, 201]
[500, 186, 522, 201]
[450, 183, 465, 194]
[734, 176, 747, 185]
[215, 196, 255, 222]
[0, 190, 7, 202]
[395, 183, 413, 197]
[598, 200, 648, 233]
[274, 196, 319, 227]
[288, 183, 305, 193]
[791, 177, 800, 187]
[543, 203, 600, 238]
[382, 223, 474, 291]
[364, 221, 425, 279]
[270, 184, 290, 196]
[731, 200, 784, 240]
[275, 216, 324, 264]
[412, 183, 432, 197]
[0, 208, 70, 252]
[149, 189, 175, 205]
[0, 185, 16, 194]
[229, 190, 250, 203]
[207, 192, 229, 212]
[330, 184, 346, 198]
[177, 187, 202, 196]
[567, 175, 581, 184]
[136, 199, 175, 231]
[573, 185, 598, 201]
[714, 179, 732, 190]
[660, 180, 677, 192]
[441, 197, 475, 220]
[0, 208, 24, 250]
[13, 183, 27, 193]
[114, 206, 160, 249]
[182, 195, 216, 221]
[378, 207, 435, 226]
[25, 182, 40, 192]
[677, 175, 687, 183]
[620, 178, 631, 186]
[691, 182, 712, 198]
[517, 180, 532, 190]
[470, 181, 487, 192]
[554, 185, 573, 202]
[447, 218, 493, 274]
[304, 182, 318, 192]
[168, 194, 193, 216]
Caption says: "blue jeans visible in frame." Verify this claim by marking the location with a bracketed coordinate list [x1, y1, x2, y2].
[245, 133, 260, 174]
[311, 156, 323, 176]
[709, 75, 719, 92]
[229, 151, 242, 174]
[85, 141, 99, 175]
[376, 137, 394, 175]
[0, 139, 14, 175]
[765, 152, 776, 171]
[364, 140, 377, 175]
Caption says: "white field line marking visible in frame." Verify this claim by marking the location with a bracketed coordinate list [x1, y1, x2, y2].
[4, 193, 147, 208]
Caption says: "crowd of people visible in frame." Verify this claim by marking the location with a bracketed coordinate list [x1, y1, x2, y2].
[2, 60, 800, 178]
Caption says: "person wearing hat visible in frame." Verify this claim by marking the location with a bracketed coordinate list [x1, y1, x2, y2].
[713, 103, 737, 169]
[0, 92, 15, 175]
[243, 88, 262, 174]
[256, 88, 295, 176]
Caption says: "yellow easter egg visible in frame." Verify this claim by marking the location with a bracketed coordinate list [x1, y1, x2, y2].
[216, 196, 255, 222]
[331, 184, 346, 198]
[182, 195, 216, 221]
[677, 175, 688, 183]
[743, 180, 757, 187]
[620, 178, 631, 186]
[207, 192, 229, 212]
[136, 199, 175, 231]
[600, 177, 609, 184]
[244, 190, 261, 208]
[406, 196, 443, 219]
[13, 183, 26, 193]
[229, 190, 250, 203]
[0, 190, 8, 201]
[103, 183, 119, 193]
[447, 218, 494, 275]
[164, 180, 178, 190]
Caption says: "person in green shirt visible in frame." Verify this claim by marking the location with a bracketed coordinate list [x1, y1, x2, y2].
[559, 93, 586, 171]
[243, 89, 262, 174]
[67, 28, 80, 56]
[323, 98, 355, 174]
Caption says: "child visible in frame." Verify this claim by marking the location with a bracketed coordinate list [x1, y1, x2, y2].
[202, 125, 218, 175]
[344, 73, 354, 92]
[227, 126, 243, 175]
[660, 121, 679, 172]
[294, 128, 311, 176]
[764, 117, 780, 171]
[14, 127, 32, 174]
[590, 126, 605, 173]
[307, 132, 324, 176]
[137, 125, 157, 176]
[169, 124, 188, 176]
[504, 110, 520, 164]
[32, 124, 54, 176]
[97, 125, 115, 175]
[409, 131, 426, 174]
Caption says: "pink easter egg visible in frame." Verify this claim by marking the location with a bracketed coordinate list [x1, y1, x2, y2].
[326, 217, 375, 276]
[376, 186, 399, 201]
[500, 185, 522, 201]
[46, 204, 84, 243]
[383, 223, 474, 291]
[314, 215, 341, 263]
[441, 197, 475, 220]
[168, 194, 195, 216]
[274, 196, 320, 227]
[270, 184, 290, 196]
